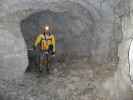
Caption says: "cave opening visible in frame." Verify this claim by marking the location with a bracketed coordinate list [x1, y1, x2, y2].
[20, 8, 119, 73]
[20, 9, 96, 71]
[20, 2, 120, 75]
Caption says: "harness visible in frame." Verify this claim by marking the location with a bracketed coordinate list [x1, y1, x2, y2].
[40, 35, 52, 42]
[40, 34, 52, 50]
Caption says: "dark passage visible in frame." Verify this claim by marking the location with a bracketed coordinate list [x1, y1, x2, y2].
[20, 8, 119, 72]
[20, 9, 95, 72]
[20, 10, 67, 72]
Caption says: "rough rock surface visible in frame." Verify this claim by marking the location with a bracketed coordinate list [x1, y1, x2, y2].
[0, 0, 133, 100]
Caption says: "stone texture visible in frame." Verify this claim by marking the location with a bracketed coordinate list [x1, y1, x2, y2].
[0, 0, 133, 100]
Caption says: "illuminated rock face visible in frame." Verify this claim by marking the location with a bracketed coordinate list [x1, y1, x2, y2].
[0, 0, 133, 100]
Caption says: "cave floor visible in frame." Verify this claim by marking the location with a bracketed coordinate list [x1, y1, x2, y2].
[0, 59, 117, 100]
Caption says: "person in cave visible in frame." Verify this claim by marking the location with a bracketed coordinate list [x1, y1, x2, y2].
[33, 25, 56, 72]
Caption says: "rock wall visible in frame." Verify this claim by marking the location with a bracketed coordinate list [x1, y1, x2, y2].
[0, 0, 133, 99]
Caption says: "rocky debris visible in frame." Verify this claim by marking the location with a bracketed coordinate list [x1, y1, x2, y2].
[0, 59, 118, 100]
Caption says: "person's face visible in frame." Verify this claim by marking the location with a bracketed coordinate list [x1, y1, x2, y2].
[44, 30, 49, 35]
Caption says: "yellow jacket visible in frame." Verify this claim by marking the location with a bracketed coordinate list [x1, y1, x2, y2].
[34, 34, 56, 52]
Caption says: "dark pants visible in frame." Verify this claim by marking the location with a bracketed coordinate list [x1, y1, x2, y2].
[39, 44, 53, 72]
[48, 44, 54, 54]
[39, 51, 49, 72]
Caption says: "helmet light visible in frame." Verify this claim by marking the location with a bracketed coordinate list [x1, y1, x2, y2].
[45, 26, 49, 31]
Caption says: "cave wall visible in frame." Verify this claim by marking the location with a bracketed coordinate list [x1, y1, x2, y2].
[128, 0, 133, 81]
[102, 0, 133, 100]
[0, 0, 133, 99]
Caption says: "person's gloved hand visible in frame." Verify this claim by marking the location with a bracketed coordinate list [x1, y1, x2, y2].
[32, 45, 36, 50]
[51, 51, 55, 57]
